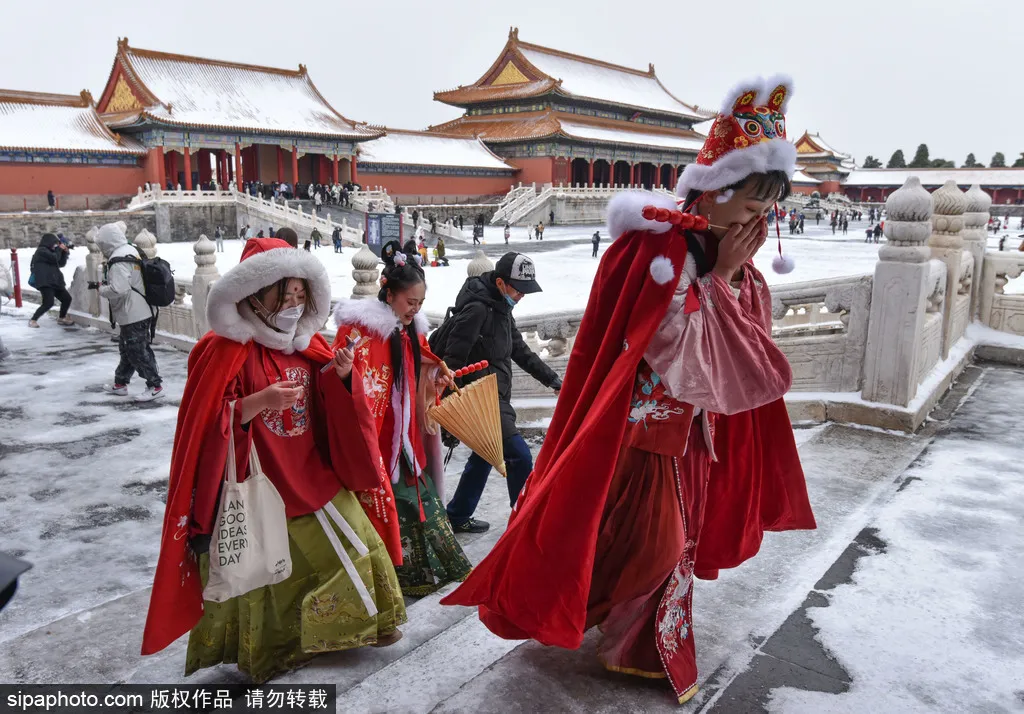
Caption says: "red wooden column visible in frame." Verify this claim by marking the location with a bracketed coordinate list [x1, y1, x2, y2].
[629, 163, 636, 187]
[332, 154, 339, 184]
[183, 147, 193, 190]
[235, 142, 243, 185]
[587, 160, 594, 186]
[350, 155, 359, 185]
[670, 165, 678, 190]
[277, 147, 284, 183]
[291, 146, 299, 185]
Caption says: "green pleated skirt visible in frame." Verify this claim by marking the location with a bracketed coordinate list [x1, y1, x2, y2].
[185, 489, 407, 683]
[393, 466, 473, 597]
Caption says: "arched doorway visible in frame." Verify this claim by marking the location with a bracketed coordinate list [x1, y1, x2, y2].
[571, 158, 590, 186]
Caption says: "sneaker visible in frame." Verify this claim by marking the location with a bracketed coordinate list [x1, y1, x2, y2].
[449, 517, 490, 534]
[28, 320, 40, 328]
[103, 383, 129, 396]
[135, 386, 165, 402]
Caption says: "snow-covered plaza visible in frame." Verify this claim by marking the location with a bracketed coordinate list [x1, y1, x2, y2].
[1, 307, 1022, 712]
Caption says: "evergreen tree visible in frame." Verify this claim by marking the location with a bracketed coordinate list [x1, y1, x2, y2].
[887, 150, 907, 168]
[862, 155, 883, 168]
[1012, 153, 1024, 168]
[991, 152, 1006, 167]
[963, 153, 983, 168]
[908, 144, 931, 168]
[930, 158, 955, 168]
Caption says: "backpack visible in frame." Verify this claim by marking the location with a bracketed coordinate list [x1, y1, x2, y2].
[108, 246, 176, 307]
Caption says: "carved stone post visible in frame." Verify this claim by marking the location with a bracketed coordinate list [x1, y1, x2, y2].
[351, 244, 380, 299]
[467, 250, 494, 277]
[862, 176, 934, 406]
[84, 227, 104, 317]
[133, 228, 158, 259]
[961, 184, 991, 317]
[927, 180, 968, 357]
[192, 234, 219, 336]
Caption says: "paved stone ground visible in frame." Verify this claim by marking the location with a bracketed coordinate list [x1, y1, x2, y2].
[1, 310, 1021, 712]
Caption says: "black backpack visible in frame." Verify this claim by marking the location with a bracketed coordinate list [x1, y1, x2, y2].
[108, 246, 176, 307]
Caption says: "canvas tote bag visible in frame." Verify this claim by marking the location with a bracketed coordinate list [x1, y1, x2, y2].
[203, 402, 292, 602]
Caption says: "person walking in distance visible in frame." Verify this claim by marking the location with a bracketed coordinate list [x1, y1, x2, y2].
[47, 190, 56, 211]
[592, 230, 601, 258]
[504, 222, 511, 245]
[311, 228, 322, 250]
[93, 222, 164, 401]
[28, 233, 73, 328]
[429, 252, 562, 533]
[214, 226, 224, 253]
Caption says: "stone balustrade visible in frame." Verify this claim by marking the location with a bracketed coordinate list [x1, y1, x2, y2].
[18, 173, 1024, 430]
[979, 251, 1024, 335]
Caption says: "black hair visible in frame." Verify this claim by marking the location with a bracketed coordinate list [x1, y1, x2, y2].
[684, 169, 792, 210]
[378, 240, 426, 388]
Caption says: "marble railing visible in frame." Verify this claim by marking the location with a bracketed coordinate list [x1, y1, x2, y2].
[17, 175, 1023, 422]
[979, 251, 1024, 336]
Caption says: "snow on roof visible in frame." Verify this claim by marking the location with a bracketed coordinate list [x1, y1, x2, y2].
[797, 131, 852, 159]
[358, 130, 513, 170]
[517, 45, 700, 119]
[792, 170, 821, 184]
[845, 168, 1024, 187]
[558, 120, 705, 152]
[0, 90, 144, 154]
[113, 42, 377, 139]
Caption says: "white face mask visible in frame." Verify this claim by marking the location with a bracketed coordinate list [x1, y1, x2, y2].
[268, 304, 304, 332]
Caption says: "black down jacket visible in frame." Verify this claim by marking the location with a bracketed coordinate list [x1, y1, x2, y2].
[431, 271, 560, 439]
[30, 234, 68, 290]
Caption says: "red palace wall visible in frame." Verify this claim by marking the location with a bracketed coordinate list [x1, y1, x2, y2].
[357, 172, 518, 201]
[791, 185, 817, 196]
[0, 162, 146, 210]
[505, 157, 554, 186]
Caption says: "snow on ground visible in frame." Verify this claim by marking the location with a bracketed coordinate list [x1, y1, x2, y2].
[1, 221, 893, 320]
[767, 366, 1024, 713]
[0, 305, 187, 643]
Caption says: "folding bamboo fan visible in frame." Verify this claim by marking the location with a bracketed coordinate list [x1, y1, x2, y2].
[428, 361, 507, 477]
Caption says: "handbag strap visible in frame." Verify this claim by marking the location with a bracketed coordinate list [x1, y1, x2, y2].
[224, 400, 264, 483]
[225, 401, 239, 485]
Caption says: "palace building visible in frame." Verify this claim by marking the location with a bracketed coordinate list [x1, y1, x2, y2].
[96, 39, 380, 192]
[3, 33, 1024, 213]
[429, 28, 711, 190]
[0, 89, 146, 210]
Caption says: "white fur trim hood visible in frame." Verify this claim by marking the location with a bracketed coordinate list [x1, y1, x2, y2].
[332, 297, 430, 339]
[206, 247, 332, 353]
[676, 139, 797, 198]
[607, 190, 679, 240]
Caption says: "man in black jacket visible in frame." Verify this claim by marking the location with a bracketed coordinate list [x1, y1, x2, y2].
[433, 252, 562, 533]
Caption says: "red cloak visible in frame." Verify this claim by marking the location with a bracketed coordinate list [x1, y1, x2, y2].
[140, 331, 384, 656]
[441, 220, 815, 650]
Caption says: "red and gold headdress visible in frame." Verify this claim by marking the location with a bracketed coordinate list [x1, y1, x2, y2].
[677, 76, 797, 198]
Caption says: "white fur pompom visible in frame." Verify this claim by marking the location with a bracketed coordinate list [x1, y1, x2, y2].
[650, 255, 675, 285]
[772, 254, 796, 274]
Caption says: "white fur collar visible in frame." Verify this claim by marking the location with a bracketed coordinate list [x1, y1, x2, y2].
[206, 246, 330, 353]
[332, 297, 429, 339]
[607, 190, 680, 240]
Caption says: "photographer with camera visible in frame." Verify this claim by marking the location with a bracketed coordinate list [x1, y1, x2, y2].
[28, 233, 73, 328]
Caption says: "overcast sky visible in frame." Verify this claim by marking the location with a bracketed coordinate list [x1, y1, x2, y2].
[2, 0, 1017, 166]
